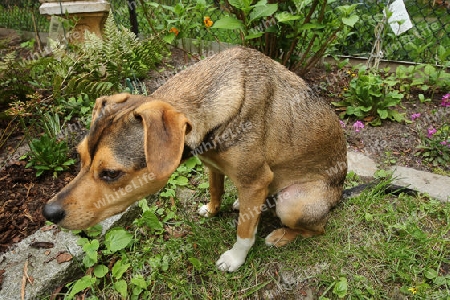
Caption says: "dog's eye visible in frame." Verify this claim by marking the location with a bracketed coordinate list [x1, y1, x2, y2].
[99, 170, 123, 182]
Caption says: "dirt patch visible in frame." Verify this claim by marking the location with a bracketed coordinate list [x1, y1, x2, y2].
[0, 163, 77, 254]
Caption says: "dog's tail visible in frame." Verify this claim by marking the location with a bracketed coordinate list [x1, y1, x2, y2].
[342, 180, 417, 200]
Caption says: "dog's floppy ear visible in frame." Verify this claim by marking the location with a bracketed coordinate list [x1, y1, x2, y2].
[92, 93, 130, 124]
[134, 101, 192, 180]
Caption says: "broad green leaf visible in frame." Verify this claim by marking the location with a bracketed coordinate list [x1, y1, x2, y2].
[94, 265, 109, 278]
[183, 156, 198, 169]
[188, 257, 202, 269]
[228, 0, 252, 11]
[212, 17, 244, 30]
[67, 275, 96, 299]
[112, 259, 131, 279]
[333, 277, 348, 298]
[198, 182, 209, 189]
[276, 12, 301, 23]
[105, 228, 133, 253]
[342, 15, 359, 27]
[424, 268, 438, 279]
[141, 210, 163, 230]
[163, 33, 176, 44]
[248, 4, 278, 24]
[173, 175, 189, 185]
[298, 23, 325, 30]
[378, 109, 389, 120]
[131, 275, 149, 289]
[114, 279, 128, 297]
[245, 31, 264, 40]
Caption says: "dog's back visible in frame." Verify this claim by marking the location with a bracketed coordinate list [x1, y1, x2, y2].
[152, 47, 346, 196]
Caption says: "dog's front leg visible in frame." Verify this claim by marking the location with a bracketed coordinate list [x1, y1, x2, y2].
[198, 167, 224, 217]
[216, 167, 273, 272]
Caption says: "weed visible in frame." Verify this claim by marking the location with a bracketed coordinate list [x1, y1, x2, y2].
[416, 123, 450, 167]
[332, 68, 406, 126]
[21, 112, 76, 177]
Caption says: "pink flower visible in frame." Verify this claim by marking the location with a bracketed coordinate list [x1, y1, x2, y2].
[339, 120, 346, 128]
[353, 120, 364, 132]
[411, 113, 421, 121]
[427, 127, 437, 138]
[441, 93, 450, 107]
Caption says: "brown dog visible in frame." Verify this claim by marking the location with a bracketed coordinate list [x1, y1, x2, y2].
[43, 47, 347, 272]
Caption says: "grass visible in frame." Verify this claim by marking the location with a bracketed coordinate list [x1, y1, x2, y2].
[55, 165, 450, 299]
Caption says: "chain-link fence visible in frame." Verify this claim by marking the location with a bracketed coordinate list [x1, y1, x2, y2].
[1, 0, 449, 63]
[0, 0, 49, 32]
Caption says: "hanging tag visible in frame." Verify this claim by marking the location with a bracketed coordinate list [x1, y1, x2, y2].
[387, 0, 413, 35]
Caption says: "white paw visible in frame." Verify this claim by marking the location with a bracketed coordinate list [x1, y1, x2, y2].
[215, 235, 255, 272]
[232, 199, 240, 210]
[216, 249, 246, 272]
[198, 204, 212, 217]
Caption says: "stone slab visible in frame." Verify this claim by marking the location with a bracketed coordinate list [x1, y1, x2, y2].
[391, 166, 450, 202]
[0, 201, 144, 300]
[39, 1, 110, 15]
[347, 151, 378, 177]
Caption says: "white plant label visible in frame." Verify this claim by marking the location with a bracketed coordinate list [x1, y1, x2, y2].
[387, 0, 413, 35]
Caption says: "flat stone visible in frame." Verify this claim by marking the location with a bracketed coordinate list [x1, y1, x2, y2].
[390, 166, 450, 202]
[0, 199, 147, 300]
[40, 1, 110, 15]
[0, 228, 83, 300]
[347, 151, 377, 177]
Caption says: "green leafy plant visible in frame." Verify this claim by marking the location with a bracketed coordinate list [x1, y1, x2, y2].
[50, 13, 165, 99]
[22, 112, 76, 177]
[416, 123, 450, 167]
[212, 0, 360, 74]
[57, 93, 94, 127]
[332, 68, 406, 126]
[142, 0, 217, 46]
[396, 59, 450, 98]
[159, 156, 204, 199]
[0, 51, 37, 111]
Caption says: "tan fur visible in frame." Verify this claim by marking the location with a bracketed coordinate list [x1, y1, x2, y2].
[44, 47, 347, 269]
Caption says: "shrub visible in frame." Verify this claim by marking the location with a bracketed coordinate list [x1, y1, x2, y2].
[211, 0, 359, 74]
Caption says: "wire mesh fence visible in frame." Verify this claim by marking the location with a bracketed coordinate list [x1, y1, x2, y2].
[0, 0, 49, 32]
[0, 0, 449, 64]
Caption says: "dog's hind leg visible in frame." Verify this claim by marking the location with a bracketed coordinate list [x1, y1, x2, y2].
[198, 167, 224, 217]
[265, 182, 339, 247]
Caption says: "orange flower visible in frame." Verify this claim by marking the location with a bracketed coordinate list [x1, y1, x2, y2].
[203, 16, 213, 28]
[169, 27, 179, 36]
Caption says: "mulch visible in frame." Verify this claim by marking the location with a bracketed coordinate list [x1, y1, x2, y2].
[0, 163, 77, 254]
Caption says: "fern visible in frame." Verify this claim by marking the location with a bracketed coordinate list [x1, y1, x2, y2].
[55, 12, 165, 99]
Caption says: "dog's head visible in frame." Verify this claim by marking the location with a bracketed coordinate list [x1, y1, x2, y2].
[43, 94, 191, 229]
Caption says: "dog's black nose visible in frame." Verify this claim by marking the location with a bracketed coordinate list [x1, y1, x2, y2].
[42, 202, 66, 224]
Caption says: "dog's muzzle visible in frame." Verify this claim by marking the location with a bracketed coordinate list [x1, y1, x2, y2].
[42, 202, 66, 224]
